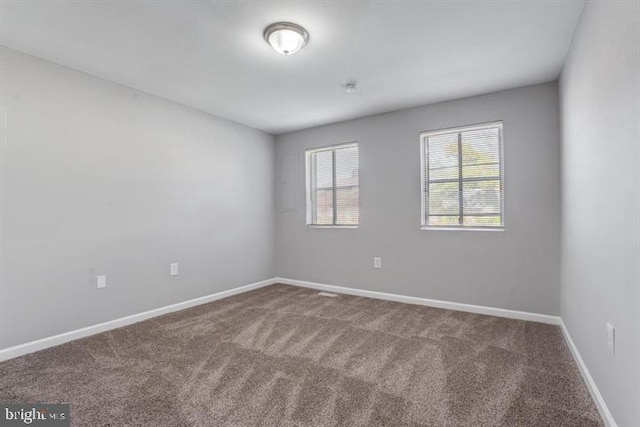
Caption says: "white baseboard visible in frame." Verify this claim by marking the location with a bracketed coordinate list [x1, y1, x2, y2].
[275, 277, 561, 325]
[0, 278, 276, 362]
[1, 277, 558, 363]
[559, 320, 617, 427]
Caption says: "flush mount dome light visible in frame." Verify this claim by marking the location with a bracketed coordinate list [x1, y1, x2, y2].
[264, 22, 309, 56]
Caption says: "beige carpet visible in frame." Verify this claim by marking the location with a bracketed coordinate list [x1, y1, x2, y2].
[0, 284, 602, 426]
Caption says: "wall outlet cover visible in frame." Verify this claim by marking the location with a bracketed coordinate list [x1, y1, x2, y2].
[96, 275, 106, 289]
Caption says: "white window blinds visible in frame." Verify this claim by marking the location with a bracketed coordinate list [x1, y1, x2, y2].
[306, 143, 359, 226]
[421, 122, 504, 229]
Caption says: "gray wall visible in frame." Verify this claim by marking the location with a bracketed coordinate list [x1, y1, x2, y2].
[0, 47, 275, 349]
[275, 82, 561, 315]
[560, 1, 640, 424]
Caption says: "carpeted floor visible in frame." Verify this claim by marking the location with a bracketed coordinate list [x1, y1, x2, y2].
[0, 284, 603, 426]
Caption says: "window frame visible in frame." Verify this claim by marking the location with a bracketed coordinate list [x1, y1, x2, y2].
[305, 142, 359, 229]
[420, 121, 505, 231]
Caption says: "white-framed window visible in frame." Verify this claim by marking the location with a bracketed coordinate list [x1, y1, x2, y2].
[420, 121, 504, 230]
[306, 142, 359, 227]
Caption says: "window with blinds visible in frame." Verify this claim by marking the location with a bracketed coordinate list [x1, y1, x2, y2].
[420, 122, 504, 229]
[306, 143, 359, 227]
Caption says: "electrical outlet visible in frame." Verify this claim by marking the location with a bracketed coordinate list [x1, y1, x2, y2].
[607, 322, 615, 355]
[170, 263, 179, 276]
[374, 257, 382, 269]
[96, 275, 106, 289]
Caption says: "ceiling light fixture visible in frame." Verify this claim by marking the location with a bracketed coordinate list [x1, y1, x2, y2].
[345, 82, 357, 94]
[264, 22, 309, 56]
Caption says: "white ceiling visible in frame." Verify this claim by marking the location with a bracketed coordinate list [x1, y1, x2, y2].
[0, 0, 585, 134]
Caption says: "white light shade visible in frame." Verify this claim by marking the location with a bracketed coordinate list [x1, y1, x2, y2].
[264, 22, 309, 56]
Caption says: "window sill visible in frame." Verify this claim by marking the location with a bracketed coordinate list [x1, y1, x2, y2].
[307, 225, 358, 229]
[421, 226, 504, 232]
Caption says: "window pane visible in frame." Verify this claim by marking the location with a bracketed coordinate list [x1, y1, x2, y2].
[428, 216, 460, 226]
[313, 150, 333, 188]
[428, 133, 459, 181]
[428, 181, 459, 215]
[314, 189, 333, 225]
[335, 146, 359, 187]
[462, 180, 501, 215]
[461, 127, 500, 166]
[463, 216, 502, 227]
[336, 187, 359, 225]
